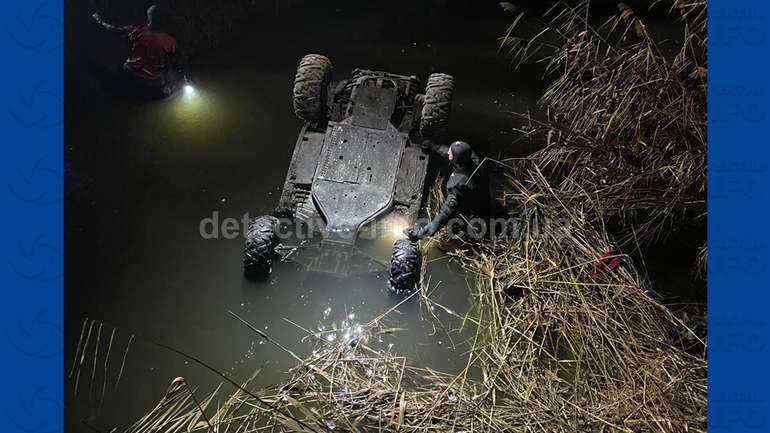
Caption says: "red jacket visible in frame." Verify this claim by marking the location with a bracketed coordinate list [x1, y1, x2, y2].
[124, 25, 177, 85]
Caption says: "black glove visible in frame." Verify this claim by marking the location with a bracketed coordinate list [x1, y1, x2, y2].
[404, 227, 422, 242]
[408, 221, 431, 241]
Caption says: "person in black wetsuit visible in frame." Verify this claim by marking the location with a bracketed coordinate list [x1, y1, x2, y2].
[405, 140, 485, 241]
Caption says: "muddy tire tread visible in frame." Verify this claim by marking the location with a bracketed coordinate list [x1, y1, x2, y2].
[388, 240, 422, 295]
[420, 73, 454, 138]
[293, 54, 332, 123]
[244, 215, 279, 279]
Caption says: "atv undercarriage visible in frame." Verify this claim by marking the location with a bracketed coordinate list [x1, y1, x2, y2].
[244, 54, 454, 293]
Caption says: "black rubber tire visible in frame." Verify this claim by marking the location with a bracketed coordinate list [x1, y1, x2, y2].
[243, 215, 280, 280]
[388, 240, 422, 295]
[350, 68, 370, 84]
[293, 54, 332, 123]
[420, 73, 455, 138]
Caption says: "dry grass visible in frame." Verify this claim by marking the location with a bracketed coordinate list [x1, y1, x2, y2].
[500, 0, 706, 245]
[106, 169, 706, 432]
[449, 168, 707, 432]
[262, 174, 708, 432]
[114, 173, 706, 433]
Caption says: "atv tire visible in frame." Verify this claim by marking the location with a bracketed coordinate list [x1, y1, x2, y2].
[420, 73, 455, 138]
[388, 240, 422, 295]
[293, 54, 332, 123]
[243, 215, 280, 280]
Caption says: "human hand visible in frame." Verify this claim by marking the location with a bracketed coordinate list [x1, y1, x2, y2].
[404, 227, 422, 242]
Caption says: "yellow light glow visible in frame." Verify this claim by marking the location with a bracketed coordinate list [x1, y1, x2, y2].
[388, 218, 407, 239]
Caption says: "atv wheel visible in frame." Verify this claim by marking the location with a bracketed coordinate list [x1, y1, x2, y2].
[244, 215, 280, 280]
[388, 240, 422, 295]
[420, 73, 455, 138]
[293, 54, 332, 123]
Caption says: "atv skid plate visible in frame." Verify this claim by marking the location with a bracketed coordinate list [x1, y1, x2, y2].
[276, 118, 427, 275]
[268, 61, 449, 277]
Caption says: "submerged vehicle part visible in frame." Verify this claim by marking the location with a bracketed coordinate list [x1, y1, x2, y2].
[243, 215, 279, 279]
[276, 241, 387, 276]
[388, 240, 422, 295]
[244, 54, 453, 282]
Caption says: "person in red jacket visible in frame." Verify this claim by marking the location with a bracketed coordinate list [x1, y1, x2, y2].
[92, 5, 183, 97]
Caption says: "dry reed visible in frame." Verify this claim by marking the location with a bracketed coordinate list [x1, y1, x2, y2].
[500, 0, 707, 245]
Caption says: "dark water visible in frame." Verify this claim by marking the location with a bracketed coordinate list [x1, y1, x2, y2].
[65, 2, 702, 431]
[65, 3, 526, 431]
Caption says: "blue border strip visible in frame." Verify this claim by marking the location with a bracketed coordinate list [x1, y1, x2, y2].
[709, 1, 770, 432]
[0, 0, 64, 432]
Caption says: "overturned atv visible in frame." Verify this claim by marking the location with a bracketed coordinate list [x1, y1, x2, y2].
[243, 54, 454, 294]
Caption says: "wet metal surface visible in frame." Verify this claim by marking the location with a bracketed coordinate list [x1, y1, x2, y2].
[314, 123, 405, 243]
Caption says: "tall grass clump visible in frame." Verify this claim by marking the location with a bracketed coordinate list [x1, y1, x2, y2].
[500, 0, 706, 246]
[105, 179, 706, 433]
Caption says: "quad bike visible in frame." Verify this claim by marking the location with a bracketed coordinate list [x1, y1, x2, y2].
[243, 54, 454, 295]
